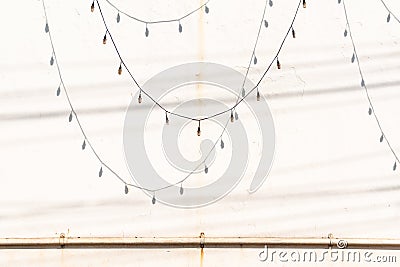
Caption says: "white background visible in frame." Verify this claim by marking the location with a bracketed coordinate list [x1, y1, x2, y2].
[1, 0, 400, 265]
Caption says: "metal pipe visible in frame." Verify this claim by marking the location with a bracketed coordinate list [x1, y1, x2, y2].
[1, 235, 400, 250]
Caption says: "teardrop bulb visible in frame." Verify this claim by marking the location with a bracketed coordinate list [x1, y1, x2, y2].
[82, 140, 86, 150]
[180, 185, 184, 195]
[99, 166, 103, 177]
[152, 195, 156, 204]
[124, 185, 128, 194]
[117, 13, 121, 23]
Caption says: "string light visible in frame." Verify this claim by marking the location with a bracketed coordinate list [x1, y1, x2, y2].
[197, 121, 201, 136]
[264, 19, 268, 28]
[124, 184, 129, 194]
[50, 54, 54, 66]
[292, 27, 296, 38]
[102, 32, 107, 44]
[178, 21, 183, 33]
[118, 63, 122, 75]
[116, 12, 120, 23]
[220, 139, 224, 149]
[344, 28, 348, 37]
[68, 111, 73, 122]
[99, 166, 103, 177]
[138, 91, 142, 103]
[351, 52, 355, 63]
[379, 0, 400, 24]
[152, 194, 156, 204]
[103, 0, 210, 28]
[82, 139, 86, 150]
[179, 184, 184, 195]
[253, 54, 258, 65]
[94, 0, 302, 126]
[56, 85, 61, 96]
[341, 0, 400, 171]
[303, 0, 306, 8]
[205, 5, 210, 14]
[145, 24, 149, 37]
[205, 165, 209, 174]
[393, 162, 397, 171]
[277, 57, 281, 69]
[230, 110, 234, 122]
[41, 0, 303, 199]
[165, 112, 169, 125]
[45, 23, 49, 33]
[257, 89, 260, 101]
[91, 1, 95, 12]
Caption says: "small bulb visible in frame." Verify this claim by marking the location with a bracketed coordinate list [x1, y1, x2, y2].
[393, 161, 397, 171]
[91, 1, 95, 12]
[387, 13, 391, 23]
[197, 126, 201, 136]
[361, 79, 365, 87]
[269, 0, 273, 7]
[179, 184, 184, 195]
[303, 0, 306, 8]
[124, 185, 128, 194]
[165, 112, 169, 125]
[138, 92, 142, 103]
[380, 134, 384, 143]
[103, 34, 107, 44]
[152, 194, 156, 204]
[205, 165, 208, 174]
[264, 20, 268, 28]
[82, 140, 86, 150]
[118, 63, 122, 75]
[368, 107, 372, 115]
[178, 22, 183, 33]
[257, 90, 260, 101]
[145, 25, 149, 37]
[241, 88, 245, 98]
[205, 5, 209, 14]
[277, 58, 281, 69]
[292, 27, 296, 38]
[235, 111, 239, 120]
[220, 139, 225, 149]
[68, 112, 73, 122]
[253, 55, 257, 65]
[45, 23, 49, 33]
[351, 53, 355, 63]
[50, 55, 54, 66]
[99, 166, 103, 177]
[117, 12, 121, 23]
[230, 110, 234, 122]
[344, 29, 348, 37]
[56, 86, 61, 96]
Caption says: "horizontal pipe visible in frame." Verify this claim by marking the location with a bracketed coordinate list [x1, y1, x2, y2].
[1, 236, 400, 250]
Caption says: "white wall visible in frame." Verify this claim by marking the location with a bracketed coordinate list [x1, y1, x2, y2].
[1, 0, 400, 265]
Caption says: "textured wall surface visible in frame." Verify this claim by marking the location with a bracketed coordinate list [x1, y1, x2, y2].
[1, 0, 400, 265]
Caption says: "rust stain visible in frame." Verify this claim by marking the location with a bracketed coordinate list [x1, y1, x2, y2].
[200, 247, 204, 267]
[197, 0, 205, 95]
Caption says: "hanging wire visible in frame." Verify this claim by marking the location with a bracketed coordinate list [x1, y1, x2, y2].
[342, 0, 400, 166]
[42, 0, 303, 195]
[103, 0, 211, 24]
[95, 0, 302, 124]
[379, 0, 400, 24]
[41, 0, 148, 191]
